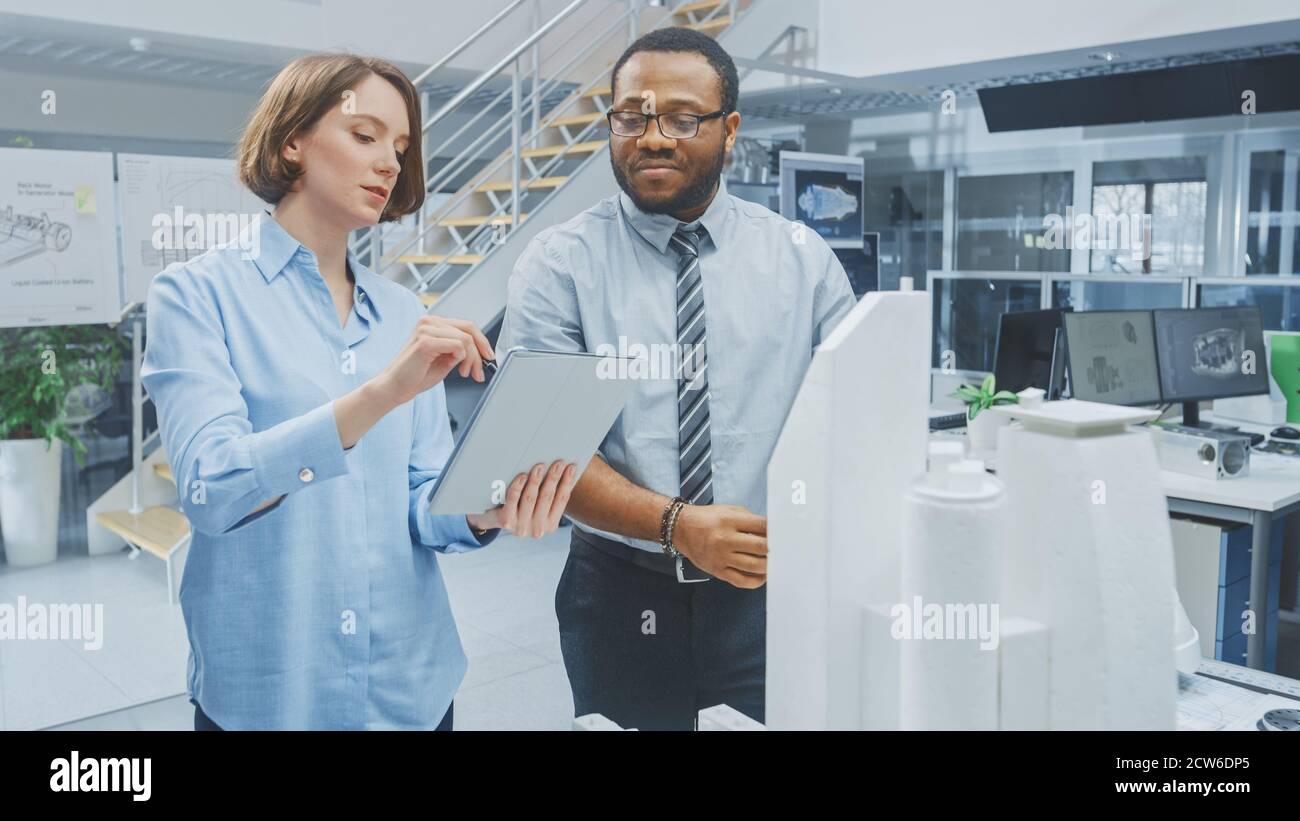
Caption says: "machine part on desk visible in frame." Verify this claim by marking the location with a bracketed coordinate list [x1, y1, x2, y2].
[1258, 708, 1300, 731]
[1155, 424, 1251, 479]
[0, 206, 72, 267]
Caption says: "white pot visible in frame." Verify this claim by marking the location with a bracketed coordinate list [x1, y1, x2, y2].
[965, 408, 1008, 454]
[0, 438, 63, 567]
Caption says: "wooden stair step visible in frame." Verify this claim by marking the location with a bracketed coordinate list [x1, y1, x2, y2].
[153, 461, 174, 483]
[520, 140, 606, 159]
[438, 214, 528, 228]
[675, 0, 727, 15]
[684, 16, 730, 33]
[476, 176, 567, 192]
[549, 112, 604, 128]
[395, 253, 484, 265]
[583, 86, 611, 99]
[96, 507, 190, 560]
[419, 292, 442, 306]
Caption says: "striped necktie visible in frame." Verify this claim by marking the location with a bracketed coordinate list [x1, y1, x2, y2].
[671, 226, 714, 507]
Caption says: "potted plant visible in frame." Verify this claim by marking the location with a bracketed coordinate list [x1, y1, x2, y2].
[0, 325, 126, 566]
[951, 374, 1019, 454]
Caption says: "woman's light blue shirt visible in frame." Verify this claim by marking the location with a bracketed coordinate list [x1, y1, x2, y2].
[142, 213, 492, 730]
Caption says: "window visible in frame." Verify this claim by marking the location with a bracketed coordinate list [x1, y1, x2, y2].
[956, 171, 1073, 272]
[1090, 157, 1207, 275]
[1244, 150, 1300, 275]
[1200, 283, 1300, 331]
[1053, 279, 1183, 312]
[864, 168, 943, 292]
[931, 275, 1042, 371]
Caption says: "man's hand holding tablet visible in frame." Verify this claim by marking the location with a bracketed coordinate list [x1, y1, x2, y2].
[467, 460, 577, 538]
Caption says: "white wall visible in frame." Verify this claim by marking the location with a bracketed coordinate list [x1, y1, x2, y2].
[0, 66, 259, 144]
[818, 0, 1300, 78]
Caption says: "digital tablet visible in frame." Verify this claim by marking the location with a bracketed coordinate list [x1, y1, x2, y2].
[426, 347, 636, 515]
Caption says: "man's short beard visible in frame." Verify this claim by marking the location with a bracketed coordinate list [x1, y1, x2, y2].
[611, 142, 726, 218]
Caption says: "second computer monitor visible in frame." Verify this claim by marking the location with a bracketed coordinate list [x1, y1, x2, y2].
[993, 308, 1069, 397]
[1062, 310, 1162, 406]
[1153, 306, 1269, 403]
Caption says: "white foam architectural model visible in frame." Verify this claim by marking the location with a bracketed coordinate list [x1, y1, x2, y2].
[764, 281, 1178, 730]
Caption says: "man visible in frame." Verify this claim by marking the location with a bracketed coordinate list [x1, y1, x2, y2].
[500, 27, 856, 730]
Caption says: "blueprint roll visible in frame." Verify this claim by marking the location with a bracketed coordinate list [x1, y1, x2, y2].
[898, 456, 1006, 730]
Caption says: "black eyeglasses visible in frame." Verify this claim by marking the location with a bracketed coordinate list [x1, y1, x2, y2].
[605, 109, 726, 139]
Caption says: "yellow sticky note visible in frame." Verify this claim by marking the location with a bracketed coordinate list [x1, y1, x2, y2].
[75, 185, 96, 214]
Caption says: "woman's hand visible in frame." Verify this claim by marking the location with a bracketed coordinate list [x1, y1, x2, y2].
[467, 461, 577, 538]
[372, 315, 494, 408]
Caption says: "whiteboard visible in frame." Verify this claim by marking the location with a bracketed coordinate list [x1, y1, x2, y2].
[0, 148, 119, 328]
[117, 153, 267, 305]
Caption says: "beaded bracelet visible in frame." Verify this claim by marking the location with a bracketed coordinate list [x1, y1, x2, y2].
[659, 496, 687, 557]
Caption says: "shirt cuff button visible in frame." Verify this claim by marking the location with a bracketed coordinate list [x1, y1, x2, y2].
[299, 467, 315, 483]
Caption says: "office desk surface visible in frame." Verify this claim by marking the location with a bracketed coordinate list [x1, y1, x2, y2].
[928, 408, 1300, 513]
[1160, 412, 1300, 514]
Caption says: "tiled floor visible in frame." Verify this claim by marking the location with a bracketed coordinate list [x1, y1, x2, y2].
[0, 545, 190, 731]
[25, 527, 576, 731]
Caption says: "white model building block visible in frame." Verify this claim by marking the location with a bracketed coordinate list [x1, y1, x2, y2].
[998, 617, 1049, 730]
[899, 458, 1006, 730]
[697, 704, 766, 731]
[572, 713, 626, 731]
[861, 604, 901, 730]
[995, 402, 1177, 729]
[766, 287, 930, 730]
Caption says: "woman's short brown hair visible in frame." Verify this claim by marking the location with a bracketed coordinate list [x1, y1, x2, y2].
[238, 53, 424, 222]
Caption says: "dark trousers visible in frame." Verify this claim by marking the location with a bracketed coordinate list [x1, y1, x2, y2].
[556, 528, 766, 731]
[192, 699, 454, 730]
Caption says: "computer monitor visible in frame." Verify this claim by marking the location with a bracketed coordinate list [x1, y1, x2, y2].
[1061, 310, 1162, 406]
[778, 151, 865, 249]
[1153, 306, 1269, 426]
[993, 308, 1070, 398]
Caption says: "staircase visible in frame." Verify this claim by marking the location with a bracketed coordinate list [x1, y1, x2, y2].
[360, 0, 755, 330]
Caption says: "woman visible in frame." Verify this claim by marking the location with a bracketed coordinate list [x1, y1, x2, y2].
[142, 54, 576, 730]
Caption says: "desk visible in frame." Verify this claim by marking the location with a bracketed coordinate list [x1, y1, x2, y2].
[1160, 412, 1300, 670]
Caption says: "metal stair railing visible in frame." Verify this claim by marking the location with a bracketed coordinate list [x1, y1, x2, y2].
[355, 0, 750, 308]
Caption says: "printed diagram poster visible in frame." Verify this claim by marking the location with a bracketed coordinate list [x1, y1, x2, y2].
[0, 148, 119, 327]
[117, 154, 268, 305]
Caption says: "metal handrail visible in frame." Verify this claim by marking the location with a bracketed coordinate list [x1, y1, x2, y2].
[367, 0, 747, 283]
[422, 0, 591, 135]
[352, 0, 597, 263]
[411, 0, 528, 87]
[380, 6, 636, 271]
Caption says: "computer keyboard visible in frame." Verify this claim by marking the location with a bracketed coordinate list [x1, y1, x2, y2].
[929, 412, 968, 431]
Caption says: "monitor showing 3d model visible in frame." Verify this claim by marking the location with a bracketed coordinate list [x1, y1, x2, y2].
[1062, 310, 1162, 406]
[1154, 306, 1269, 426]
[778, 151, 865, 248]
[994, 308, 1070, 398]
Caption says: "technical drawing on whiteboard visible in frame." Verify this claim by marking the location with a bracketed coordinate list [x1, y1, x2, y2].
[0, 205, 72, 267]
[139, 165, 258, 268]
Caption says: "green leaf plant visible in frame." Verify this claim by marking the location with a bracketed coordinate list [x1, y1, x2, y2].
[0, 325, 128, 464]
[950, 373, 1019, 422]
